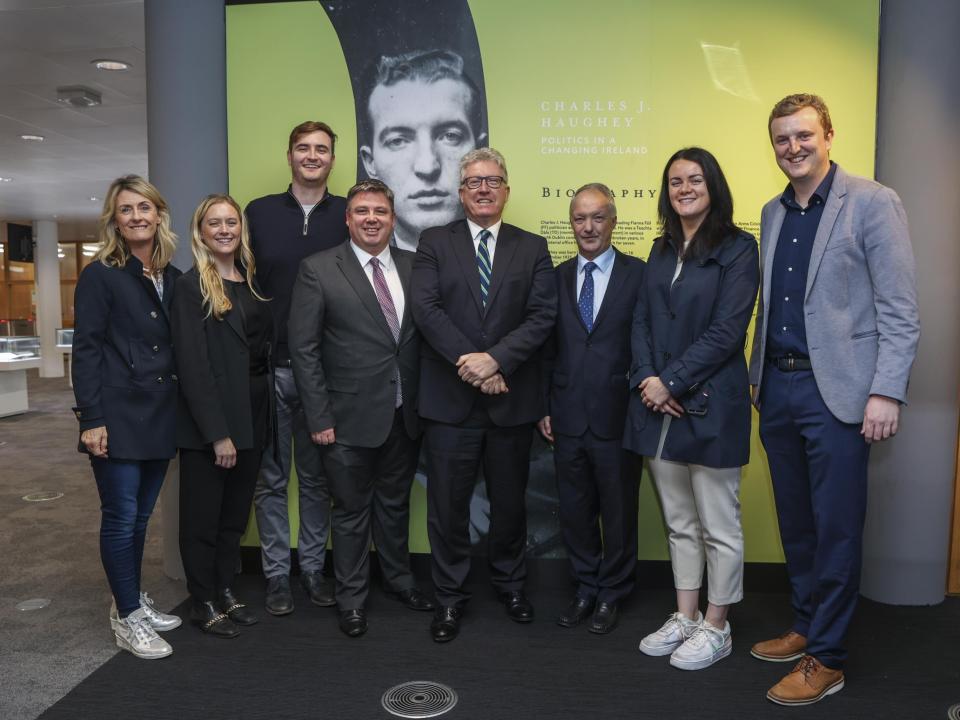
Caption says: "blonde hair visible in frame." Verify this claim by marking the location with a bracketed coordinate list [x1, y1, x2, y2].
[189, 194, 265, 319]
[96, 175, 177, 270]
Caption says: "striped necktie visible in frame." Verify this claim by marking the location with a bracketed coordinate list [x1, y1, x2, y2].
[477, 229, 492, 307]
[369, 257, 402, 406]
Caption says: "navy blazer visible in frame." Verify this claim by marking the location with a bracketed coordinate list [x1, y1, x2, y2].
[411, 219, 557, 426]
[171, 268, 274, 451]
[624, 230, 759, 468]
[72, 257, 181, 460]
[543, 248, 644, 439]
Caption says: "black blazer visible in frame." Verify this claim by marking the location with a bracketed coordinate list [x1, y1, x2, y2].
[72, 257, 181, 460]
[171, 267, 273, 451]
[544, 248, 644, 439]
[411, 219, 557, 426]
[288, 242, 420, 448]
[624, 230, 759, 468]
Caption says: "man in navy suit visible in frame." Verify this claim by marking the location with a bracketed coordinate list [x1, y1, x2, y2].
[538, 183, 644, 634]
[748, 94, 919, 706]
[411, 147, 557, 642]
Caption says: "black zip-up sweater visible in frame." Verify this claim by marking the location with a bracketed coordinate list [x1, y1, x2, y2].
[246, 185, 348, 364]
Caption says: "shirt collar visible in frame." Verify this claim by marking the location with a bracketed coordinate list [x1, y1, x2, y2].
[467, 219, 502, 242]
[350, 241, 393, 271]
[780, 161, 837, 210]
[578, 245, 615, 274]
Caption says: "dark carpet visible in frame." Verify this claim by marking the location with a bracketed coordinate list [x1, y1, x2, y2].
[38, 573, 960, 720]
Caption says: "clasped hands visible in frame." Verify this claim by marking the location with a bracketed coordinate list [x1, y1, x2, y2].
[638, 376, 684, 417]
[457, 352, 508, 395]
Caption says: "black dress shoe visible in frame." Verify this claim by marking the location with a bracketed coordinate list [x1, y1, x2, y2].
[557, 595, 595, 628]
[588, 601, 619, 634]
[339, 608, 368, 637]
[430, 606, 461, 643]
[300, 571, 335, 607]
[191, 600, 240, 638]
[218, 588, 258, 626]
[498, 590, 534, 623]
[392, 587, 436, 612]
[265, 575, 294, 616]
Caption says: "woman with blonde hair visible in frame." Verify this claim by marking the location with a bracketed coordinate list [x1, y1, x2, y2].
[172, 194, 273, 638]
[73, 174, 182, 659]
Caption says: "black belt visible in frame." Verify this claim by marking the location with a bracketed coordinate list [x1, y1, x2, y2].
[274, 358, 292, 368]
[768, 355, 812, 371]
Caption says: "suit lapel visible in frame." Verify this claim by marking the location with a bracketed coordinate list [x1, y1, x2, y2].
[561, 260, 585, 333]
[762, 203, 787, 311]
[451, 221, 485, 315]
[394, 251, 415, 341]
[337, 242, 397, 346]
[223, 291, 246, 343]
[592, 249, 627, 332]
[485, 224, 519, 310]
[805, 169, 847, 301]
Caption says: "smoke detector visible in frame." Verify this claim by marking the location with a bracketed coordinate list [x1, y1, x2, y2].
[56, 85, 102, 108]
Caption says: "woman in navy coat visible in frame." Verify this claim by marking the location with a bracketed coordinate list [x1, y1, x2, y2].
[625, 148, 759, 670]
[72, 175, 182, 659]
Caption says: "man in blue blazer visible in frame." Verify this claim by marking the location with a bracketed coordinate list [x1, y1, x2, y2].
[748, 94, 920, 706]
[411, 147, 557, 642]
[537, 184, 643, 634]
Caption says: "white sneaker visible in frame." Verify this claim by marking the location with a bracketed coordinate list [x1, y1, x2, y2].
[110, 591, 182, 632]
[114, 607, 173, 659]
[669, 619, 732, 670]
[639, 611, 703, 656]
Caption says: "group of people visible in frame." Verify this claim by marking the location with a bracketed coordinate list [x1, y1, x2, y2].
[72, 92, 919, 707]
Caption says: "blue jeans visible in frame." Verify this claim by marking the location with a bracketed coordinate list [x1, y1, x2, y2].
[91, 457, 169, 617]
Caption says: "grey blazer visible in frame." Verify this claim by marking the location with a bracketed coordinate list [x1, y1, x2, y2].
[288, 240, 420, 448]
[748, 165, 920, 424]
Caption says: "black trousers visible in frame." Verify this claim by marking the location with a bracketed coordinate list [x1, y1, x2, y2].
[425, 410, 533, 607]
[554, 429, 640, 604]
[179, 447, 261, 602]
[321, 409, 419, 610]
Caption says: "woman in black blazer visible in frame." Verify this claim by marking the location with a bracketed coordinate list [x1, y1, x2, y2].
[72, 175, 182, 660]
[172, 194, 273, 638]
[626, 148, 759, 670]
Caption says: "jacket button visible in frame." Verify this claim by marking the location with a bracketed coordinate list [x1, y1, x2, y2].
[152, 345, 159, 352]
[156, 376, 164, 383]
[150, 311, 158, 318]
[171, 374, 178, 381]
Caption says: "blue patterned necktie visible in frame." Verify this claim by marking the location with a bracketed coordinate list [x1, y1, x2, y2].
[579, 261, 597, 332]
[477, 229, 492, 307]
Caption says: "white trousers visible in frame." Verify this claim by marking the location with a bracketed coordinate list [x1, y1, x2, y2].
[648, 418, 744, 606]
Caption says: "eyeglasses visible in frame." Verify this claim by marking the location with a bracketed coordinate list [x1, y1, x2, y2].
[461, 175, 505, 190]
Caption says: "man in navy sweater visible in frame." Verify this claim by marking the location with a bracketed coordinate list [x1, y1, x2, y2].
[246, 121, 348, 615]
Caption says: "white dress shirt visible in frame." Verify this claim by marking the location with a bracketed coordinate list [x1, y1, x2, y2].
[350, 242, 405, 322]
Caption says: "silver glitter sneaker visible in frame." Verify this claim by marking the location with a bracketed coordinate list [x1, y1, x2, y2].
[110, 591, 182, 632]
[114, 607, 173, 659]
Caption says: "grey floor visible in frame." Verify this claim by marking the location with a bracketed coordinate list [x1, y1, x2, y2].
[0, 369, 187, 720]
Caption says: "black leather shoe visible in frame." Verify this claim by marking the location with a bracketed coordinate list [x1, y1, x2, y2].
[191, 600, 240, 638]
[431, 606, 461, 643]
[339, 608, 367, 638]
[499, 590, 534, 623]
[265, 575, 294, 616]
[301, 571, 335, 607]
[392, 587, 436, 612]
[588, 601, 619, 634]
[557, 595, 595, 628]
[218, 588, 258, 626]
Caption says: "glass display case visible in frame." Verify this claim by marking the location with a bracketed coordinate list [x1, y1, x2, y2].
[0, 335, 41, 417]
[0, 335, 40, 360]
[55, 329, 74, 349]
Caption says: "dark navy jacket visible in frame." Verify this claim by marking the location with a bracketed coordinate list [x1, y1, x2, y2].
[543, 248, 644, 439]
[624, 231, 759, 468]
[72, 257, 181, 460]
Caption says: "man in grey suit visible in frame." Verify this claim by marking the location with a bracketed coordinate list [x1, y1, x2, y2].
[748, 93, 919, 706]
[289, 180, 434, 638]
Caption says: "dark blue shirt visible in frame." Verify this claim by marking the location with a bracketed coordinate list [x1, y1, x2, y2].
[766, 162, 837, 358]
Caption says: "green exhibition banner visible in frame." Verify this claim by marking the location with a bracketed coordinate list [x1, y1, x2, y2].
[228, 0, 880, 562]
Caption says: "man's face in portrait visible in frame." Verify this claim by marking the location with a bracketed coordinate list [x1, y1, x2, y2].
[360, 77, 484, 246]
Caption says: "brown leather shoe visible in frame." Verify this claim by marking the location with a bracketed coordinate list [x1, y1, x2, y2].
[767, 655, 844, 706]
[750, 630, 807, 662]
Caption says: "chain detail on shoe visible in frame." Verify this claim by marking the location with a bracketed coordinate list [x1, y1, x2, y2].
[202, 612, 230, 630]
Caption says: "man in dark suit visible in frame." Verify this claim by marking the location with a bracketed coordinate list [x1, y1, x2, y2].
[748, 94, 919, 705]
[288, 180, 433, 638]
[537, 183, 644, 635]
[411, 147, 557, 642]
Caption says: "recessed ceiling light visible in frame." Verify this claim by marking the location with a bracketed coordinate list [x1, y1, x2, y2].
[20, 134, 44, 142]
[0, 177, 12, 182]
[89, 196, 100, 202]
[91, 59, 130, 71]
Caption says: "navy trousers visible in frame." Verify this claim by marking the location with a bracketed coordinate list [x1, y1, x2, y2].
[758, 366, 870, 669]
